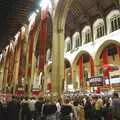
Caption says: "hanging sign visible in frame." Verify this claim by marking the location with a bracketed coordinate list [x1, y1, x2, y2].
[88, 76, 104, 87]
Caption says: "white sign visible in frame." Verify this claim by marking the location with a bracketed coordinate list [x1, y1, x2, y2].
[105, 78, 120, 84]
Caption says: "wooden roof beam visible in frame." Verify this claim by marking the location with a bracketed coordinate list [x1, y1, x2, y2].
[79, 3, 91, 24]
[95, 0, 104, 17]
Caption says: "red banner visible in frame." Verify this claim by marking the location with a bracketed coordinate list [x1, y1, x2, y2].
[89, 57, 95, 77]
[102, 48, 109, 77]
[28, 30, 35, 77]
[39, 10, 48, 72]
[79, 56, 83, 81]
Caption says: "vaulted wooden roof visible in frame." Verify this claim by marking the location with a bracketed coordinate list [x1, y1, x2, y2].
[0, 0, 40, 52]
[65, 0, 120, 37]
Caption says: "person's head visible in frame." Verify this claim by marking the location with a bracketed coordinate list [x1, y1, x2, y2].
[73, 100, 79, 106]
[113, 92, 119, 98]
[64, 98, 70, 104]
[12, 96, 15, 100]
[25, 96, 28, 101]
[86, 97, 91, 102]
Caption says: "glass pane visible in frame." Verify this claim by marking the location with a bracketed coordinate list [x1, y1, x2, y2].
[111, 20, 114, 32]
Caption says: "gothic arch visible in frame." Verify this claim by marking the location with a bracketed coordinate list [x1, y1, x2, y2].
[95, 39, 120, 62]
[93, 18, 105, 40]
[64, 58, 71, 68]
[73, 50, 93, 65]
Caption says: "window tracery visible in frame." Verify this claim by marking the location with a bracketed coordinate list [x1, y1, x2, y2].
[93, 19, 105, 39]
[82, 26, 91, 44]
[106, 10, 120, 33]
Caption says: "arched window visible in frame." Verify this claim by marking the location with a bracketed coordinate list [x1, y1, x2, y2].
[93, 18, 105, 40]
[72, 32, 81, 49]
[82, 26, 91, 44]
[85, 29, 91, 43]
[106, 10, 120, 33]
[96, 23, 105, 38]
[110, 15, 120, 32]
[65, 37, 71, 52]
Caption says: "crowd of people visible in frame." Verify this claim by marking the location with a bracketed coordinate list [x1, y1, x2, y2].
[0, 92, 120, 120]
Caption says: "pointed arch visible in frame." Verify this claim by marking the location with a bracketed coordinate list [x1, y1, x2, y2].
[95, 39, 120, 62]
[65, 36, 71, 52]
[72, 32, 81, 49]
[93, 18, 105, 40]
[106, 9, 120, 34]
[82, 26, 91, 44]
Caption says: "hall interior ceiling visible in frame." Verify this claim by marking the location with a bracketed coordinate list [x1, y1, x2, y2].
[65, 0, 119, 37]
[0, 0, 119, 52]
[0, 0, 39, 52]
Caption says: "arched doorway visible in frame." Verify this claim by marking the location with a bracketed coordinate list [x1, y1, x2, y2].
[73, 51, 94, 92]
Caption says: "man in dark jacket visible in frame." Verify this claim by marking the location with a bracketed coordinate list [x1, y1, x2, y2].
[7, 96, 20, 120]
[84, 97, 93, 120]
[21, 97, 30, 120]
[35, 97, 44, 120]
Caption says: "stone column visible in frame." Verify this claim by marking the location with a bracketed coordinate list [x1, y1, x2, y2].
[52, 27, 64, 97]
[12, 33, 22, 95]
[24, 25, 30, 96]
[2, 48, 10, 93]
[27, 20, 41, 96]
[0, 62, 4, 91]
[0, 53, 6, 91]
[73, 65, 79, 90]
[51, 0, 74, 97]
[94, 60, 101, 76]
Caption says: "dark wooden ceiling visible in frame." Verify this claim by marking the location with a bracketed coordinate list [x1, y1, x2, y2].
[0, 0, 40, 52]
[65, 0, 120, 37]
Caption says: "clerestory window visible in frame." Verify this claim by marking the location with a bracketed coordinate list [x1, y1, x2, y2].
[96, 23, 105, 38]
[76, 37, 80, 47]
[110, 15, 120, 32]
[85, 29, 91, 43]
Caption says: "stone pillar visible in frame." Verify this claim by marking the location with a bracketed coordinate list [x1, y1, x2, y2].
[52, 27, 64, 97]
[72, 65, 79, 90]
[0, 61, 4, 91]
[72, 66, 76, 89]
[12, 33, 22, 95]
[0, 55, 6, 91]
[94, 60, 101, 76]
[8, 47, 14, 92]
[24, 25, 30, 96]
[27, 20, 41, 96]
[2, 48, 10, 93]
[27, 50, 35, 96]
